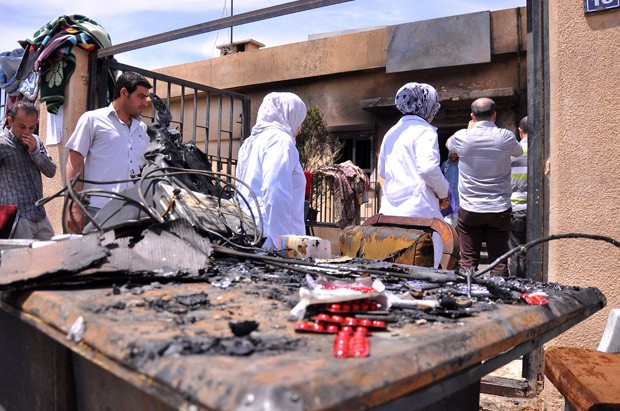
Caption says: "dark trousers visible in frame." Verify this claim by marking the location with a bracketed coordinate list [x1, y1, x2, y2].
[457, 207, 512, 276]
[508, 209, 527, 277]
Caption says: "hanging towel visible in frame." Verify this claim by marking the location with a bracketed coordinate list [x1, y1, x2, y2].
[15, 15, 113, 114]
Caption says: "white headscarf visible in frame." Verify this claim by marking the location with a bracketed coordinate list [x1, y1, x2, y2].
[249, 92, 307, 139]
[237, 92, 306, 183]
[395, 82, 441, 120]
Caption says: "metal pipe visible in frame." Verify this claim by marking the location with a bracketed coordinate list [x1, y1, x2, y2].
[97, 0, 353, 57]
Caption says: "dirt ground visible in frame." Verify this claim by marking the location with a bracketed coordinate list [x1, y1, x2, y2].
[480, 393, 542, 411]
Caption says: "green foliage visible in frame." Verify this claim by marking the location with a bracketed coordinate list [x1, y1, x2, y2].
[297, 106, 343, 172]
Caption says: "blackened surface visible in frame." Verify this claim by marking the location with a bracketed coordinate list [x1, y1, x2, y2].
[0, 217, 608, 411]
[176, 293, 211, 310]
[83, 178, 162, 234]
[126, 334, 305, 369]
[144, 95, 223, 198]
[229, 320, 259, 337]
[83, 220, 211, 279]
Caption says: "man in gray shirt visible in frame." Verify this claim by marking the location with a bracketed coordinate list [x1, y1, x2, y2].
[447, 98, 522, 276]
[0, 101, 57, 239]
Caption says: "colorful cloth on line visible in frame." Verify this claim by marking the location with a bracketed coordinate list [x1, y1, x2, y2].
[312, 160, 370, 229]
[16, 15, 113, 114]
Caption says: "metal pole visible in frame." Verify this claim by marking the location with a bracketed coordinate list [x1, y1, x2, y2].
[230, 0, 234, 45]
[522, 0, 550, 395]
[97, 0, 353, 57]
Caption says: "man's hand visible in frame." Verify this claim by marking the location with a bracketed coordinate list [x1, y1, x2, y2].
[65, 149, 86, 233]
[439, 197, 451, 211]
[21, 133, 38, 152]
[66, 203, 85, 234]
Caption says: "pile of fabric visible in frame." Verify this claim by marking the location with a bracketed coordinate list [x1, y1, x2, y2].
[0, 48, 34, 113]
[0, 15, 112, 116]
[312, 160, 370, 229]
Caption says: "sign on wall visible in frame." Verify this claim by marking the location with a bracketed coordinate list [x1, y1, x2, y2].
[584, 0, 620, 13]
[386, 11, 491, 73]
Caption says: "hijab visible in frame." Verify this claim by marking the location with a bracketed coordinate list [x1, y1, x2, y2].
[249, 92, 307, 139]
[237, 92, 307, 178]
[394, 82, 441, 120]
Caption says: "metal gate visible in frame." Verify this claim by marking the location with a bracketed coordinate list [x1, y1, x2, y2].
[88, 58, 250, 178]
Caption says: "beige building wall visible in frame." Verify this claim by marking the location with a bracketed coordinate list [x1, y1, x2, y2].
[152, 9, 527, 250]
[546, 4, 620, 348]
[543, 5, 620, 408]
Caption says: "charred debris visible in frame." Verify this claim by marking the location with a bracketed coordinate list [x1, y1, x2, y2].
[0, 94, 607, 358]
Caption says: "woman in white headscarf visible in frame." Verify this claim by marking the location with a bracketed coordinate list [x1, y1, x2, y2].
[236, 92, 307, 248]
[377, 82, 450, 268]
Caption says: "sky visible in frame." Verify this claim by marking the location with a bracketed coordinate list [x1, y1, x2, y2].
[0, 0, 526, 71]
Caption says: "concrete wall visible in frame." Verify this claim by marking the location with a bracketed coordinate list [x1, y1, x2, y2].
[546, 3, 620, 349]
[542, 5, 620, 409]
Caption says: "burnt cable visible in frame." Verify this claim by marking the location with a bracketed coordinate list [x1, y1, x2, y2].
[472, 233, 620, 278]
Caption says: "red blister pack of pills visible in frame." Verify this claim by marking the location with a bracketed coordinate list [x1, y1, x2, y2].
[323, 298, 382, 314]
[333, 328, 370, 358]
[311, 313, 386, 330]
[521, 292, 549, 305]
[294, 321, 340, 334]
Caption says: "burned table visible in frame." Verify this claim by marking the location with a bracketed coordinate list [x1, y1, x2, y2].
[0, 257, 605, 411]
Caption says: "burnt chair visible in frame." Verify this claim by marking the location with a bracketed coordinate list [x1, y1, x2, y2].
[338, 214, 460, 270]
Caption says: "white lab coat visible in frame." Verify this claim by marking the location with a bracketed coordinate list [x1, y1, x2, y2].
[378, 115, 449, 267]
[236, 92, 307, 248]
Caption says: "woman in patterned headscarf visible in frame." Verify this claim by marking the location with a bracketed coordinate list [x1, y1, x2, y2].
[377, 82, 450, 268]
[236, 92, 307, 248]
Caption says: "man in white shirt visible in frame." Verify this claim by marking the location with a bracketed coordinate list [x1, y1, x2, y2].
[447, 98, 523, 276]
[65, 71, 152, 233]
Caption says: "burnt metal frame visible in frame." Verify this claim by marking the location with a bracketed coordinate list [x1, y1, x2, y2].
[0, 277, 604, 411]
[522, 0, 550, 396]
